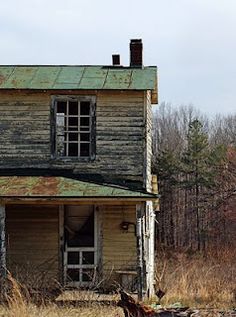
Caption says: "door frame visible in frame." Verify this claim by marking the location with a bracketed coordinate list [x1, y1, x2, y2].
[59, 204, 98, 287]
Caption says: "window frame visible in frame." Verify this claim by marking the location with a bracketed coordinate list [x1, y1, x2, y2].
[51, 95, 96, 161]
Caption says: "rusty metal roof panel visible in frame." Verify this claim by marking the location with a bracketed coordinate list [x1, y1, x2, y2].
[0, 67, 14, 87]
[4, 67, 37, 89]
[103, 69, 132, 89]
[0, 65, 157, 91]
[29, 67, 61, 89]
[129, 68, 157, 90]
[52, 66, 85, 89]
[0, 176, 157, 199]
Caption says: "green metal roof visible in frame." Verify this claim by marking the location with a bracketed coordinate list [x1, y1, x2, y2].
[0, 65, 157, 91]
[0, 176, 157, 200]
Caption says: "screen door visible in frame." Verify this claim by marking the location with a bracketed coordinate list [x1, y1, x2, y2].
[64, 205, 97, 286]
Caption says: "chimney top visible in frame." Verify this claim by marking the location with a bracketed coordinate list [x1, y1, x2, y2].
[112, 54, 120, 66]
[130, 39, 143, 68]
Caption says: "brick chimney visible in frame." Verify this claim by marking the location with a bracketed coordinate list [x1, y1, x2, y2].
[112, 54, 120, 66]
[130, 39, 143, 67]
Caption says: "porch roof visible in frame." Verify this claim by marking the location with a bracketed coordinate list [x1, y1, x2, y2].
[0, 176, 158, 201]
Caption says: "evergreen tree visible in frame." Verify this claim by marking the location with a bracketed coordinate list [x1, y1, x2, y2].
[181, 119, 226, 250]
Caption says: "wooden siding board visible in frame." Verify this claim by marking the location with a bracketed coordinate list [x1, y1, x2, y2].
[146, 91, 153, 192]
[102, 205, 136, 276]
[6, 205, 59, 285]
[0, 90, 148, 188]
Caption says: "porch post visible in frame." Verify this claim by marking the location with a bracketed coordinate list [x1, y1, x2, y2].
[136, 203, 144, 301]
[0, 205, 6, 280]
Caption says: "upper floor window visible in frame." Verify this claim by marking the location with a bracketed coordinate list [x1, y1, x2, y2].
[52, 96, 96, 159]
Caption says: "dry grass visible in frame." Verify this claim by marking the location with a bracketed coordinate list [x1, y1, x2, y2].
[0, 249, 235, 316]
[0, 274, 123, 317]
[155, 248, 236, 309]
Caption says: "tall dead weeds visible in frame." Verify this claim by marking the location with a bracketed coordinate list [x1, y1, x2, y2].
[155, 247, 236, 308]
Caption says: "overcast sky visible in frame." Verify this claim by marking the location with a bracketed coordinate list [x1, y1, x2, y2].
[0, 0, 235, 115]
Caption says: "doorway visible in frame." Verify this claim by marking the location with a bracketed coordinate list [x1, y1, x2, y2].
[63, 205, 97, 286]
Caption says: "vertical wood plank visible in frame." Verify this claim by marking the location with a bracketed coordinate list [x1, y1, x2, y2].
[136, 203, 144, 301]
[58, 205, 64, 285]
[0, 205, 6, 279]
[145, 201, 156, 297]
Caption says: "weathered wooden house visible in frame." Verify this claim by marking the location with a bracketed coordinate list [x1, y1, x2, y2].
[0, 39, 158, 298]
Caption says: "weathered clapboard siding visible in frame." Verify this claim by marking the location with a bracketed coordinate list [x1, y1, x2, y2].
[145, 91, 153, 192]
[6, 205, 59, 285]
[0, 90, 151, 188]
[101, 205, 136, 280]
[0, 92, 51, 167]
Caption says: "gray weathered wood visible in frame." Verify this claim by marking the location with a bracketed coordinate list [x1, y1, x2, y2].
[136, 203, 144, 301]
[0, 205, 6, 279]
[0, 90, 153, 191]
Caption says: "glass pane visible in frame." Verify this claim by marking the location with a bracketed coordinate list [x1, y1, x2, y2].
[69, 117, 78, 126]
[80, 117, 90, 127]
[80, 133, 90, 141]
[69, 101, 78, 115]
[68, 126, 78, 131]
[68, 143, 78, 156]
[82, 269, 94, 282]
[80, 143, 90, 157]
[68, 252, 79, 265]
[69, 133, 78, 141]
[67, 269, 80, 282]
[56, 113, 65, 127]
[82, 252, 94, 265]
[57, 136, 66, 156]
[80, 102, 90, 115]
[80, 126, 90, 132]
[57, 101, 66, 114]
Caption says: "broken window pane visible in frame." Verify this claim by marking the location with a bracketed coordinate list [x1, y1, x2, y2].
[82, 252, 94, 265]
[80, 102, 90, 115]
[80, 143, 90, 157]
[67, 269, 80, 282]
[80, 126, 90, 132]
[82, 269, 94, 282]
[80, 133, 90, 142]
[69, 117, 78, 127]
[68, 133, 79, 141]
[57, 101, 67, 114]
[80, 117, 90, 127]
[68, 252, 79, 265]
[69, 101, 78, 115]
[68, 143, 78, 156]
[55, 98, 93, 158]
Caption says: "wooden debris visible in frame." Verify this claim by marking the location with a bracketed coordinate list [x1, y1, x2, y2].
[117, 290, 195, 317]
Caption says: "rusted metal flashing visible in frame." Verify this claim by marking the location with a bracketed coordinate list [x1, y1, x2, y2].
[0, 176, 159, 199]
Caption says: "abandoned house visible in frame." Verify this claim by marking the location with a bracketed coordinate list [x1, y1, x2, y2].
[0, 39, 158, 299]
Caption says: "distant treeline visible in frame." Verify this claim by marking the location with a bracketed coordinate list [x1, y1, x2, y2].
[152, 103, 236, 251]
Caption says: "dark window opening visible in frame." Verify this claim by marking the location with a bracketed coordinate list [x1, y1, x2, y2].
[54, 97, 95, 158]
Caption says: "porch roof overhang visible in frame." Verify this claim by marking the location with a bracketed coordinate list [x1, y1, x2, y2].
[0, 176, 159, 203]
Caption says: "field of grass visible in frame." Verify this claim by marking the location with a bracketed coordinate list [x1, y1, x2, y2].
[0, 249, 235, 316]
[155, 248, 236, 309]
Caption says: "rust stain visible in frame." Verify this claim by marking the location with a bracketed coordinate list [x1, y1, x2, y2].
[11, 79, 18, 86]
[31, 177, 60, 196]
[0, 75, 5, 85]
[0, 176, 156, 198]
[4, 177, 32, 196]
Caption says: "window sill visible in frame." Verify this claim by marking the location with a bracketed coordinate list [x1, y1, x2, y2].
[51, 156, 95, 163]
